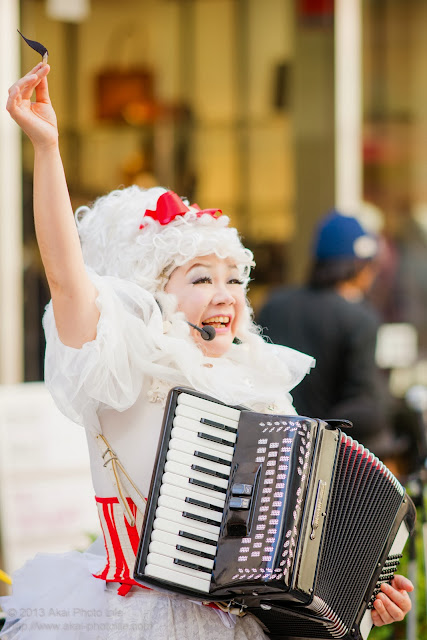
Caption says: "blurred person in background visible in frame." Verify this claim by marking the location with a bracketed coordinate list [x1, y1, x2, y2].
[258, 210, 408, 473]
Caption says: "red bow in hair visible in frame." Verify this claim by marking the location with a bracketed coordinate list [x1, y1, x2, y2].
[140, 191, 222, 228]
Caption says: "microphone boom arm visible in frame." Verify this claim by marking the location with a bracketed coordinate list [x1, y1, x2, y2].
[186, 321, 216, 341]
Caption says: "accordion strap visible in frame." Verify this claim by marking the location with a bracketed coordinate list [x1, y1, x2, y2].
[95, 433, 147, 526]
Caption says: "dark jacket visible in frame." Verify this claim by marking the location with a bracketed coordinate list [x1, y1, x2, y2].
[257, 286, 393, 455]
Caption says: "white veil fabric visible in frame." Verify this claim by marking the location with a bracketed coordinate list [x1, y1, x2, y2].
[42, 269, 315, 435]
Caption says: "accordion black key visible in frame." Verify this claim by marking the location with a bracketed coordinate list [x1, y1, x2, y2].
[134, 387, 416, 640]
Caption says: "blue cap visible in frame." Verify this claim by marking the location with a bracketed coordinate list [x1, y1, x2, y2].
[313, 210, 378, 260]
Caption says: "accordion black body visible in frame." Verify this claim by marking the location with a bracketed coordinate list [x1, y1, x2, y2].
[134, 387, 416, 640]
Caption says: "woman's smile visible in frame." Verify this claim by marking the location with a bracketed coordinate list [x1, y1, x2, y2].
[202, 315, 232, 332]
[165, 254, 245, 356]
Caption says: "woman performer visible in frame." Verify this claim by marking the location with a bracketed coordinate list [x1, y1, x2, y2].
[1, 62, 413, 639]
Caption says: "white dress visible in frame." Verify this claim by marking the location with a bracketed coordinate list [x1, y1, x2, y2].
[0, 272, 314, 640]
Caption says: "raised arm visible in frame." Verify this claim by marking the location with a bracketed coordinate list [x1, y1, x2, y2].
[6, 63, 99, 347]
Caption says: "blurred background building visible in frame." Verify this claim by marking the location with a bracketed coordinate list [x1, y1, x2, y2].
[0, 0, 426, 627]
[2, 0, 427, 385]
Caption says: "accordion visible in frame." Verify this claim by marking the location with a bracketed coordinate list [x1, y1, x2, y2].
[134, 387, 416, 640]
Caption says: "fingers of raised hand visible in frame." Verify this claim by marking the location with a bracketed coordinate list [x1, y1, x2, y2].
[34, 67, 51, 104]
[24, 62, 50, 82]
[8, 65, 50, 102]
[6, 83, 25, 114]
[372, 582, 412, 626]
[8, 74, 39, 105]
[26, 62, 45, 76]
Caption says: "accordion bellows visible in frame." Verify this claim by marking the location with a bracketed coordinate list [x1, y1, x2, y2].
[134, 388, 416, 640]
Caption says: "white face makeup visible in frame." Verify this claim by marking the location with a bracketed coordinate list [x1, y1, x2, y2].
[164, 254, 246, 357]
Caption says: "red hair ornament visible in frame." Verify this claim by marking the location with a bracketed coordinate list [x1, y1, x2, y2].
[139, 191, 222, 229]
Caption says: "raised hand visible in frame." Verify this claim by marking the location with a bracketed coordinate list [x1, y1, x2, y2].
[6, 63, 57, 148]
[6, 63, 99, 349]
[372, 574, 414, 626]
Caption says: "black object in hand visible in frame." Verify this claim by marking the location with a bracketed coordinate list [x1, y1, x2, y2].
[18, 30, 48, 63]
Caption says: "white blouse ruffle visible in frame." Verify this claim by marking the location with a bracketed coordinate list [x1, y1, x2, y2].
[43, 270, 315, 434]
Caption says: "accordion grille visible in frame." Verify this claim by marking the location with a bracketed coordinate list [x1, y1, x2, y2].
[314, 434, 404, 630]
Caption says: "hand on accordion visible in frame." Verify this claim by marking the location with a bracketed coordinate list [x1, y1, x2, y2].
[371, 575, 414, 627]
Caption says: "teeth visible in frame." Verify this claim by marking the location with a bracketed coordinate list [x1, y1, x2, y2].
[203, 316, 230, 324]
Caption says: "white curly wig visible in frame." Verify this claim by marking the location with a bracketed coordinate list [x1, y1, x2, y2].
[75, 186, 255, 294]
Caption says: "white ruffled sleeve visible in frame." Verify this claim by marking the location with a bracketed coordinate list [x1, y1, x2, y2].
[42, 271, 165, 434]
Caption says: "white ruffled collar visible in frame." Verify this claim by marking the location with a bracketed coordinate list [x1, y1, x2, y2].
[148, 315, 314, 415]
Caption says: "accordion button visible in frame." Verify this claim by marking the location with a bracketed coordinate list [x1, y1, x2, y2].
[229, 497, 251, 510]
[231, 483, 253, 496]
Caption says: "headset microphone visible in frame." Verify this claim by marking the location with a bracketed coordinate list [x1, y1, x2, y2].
[187, 321, 216, 341]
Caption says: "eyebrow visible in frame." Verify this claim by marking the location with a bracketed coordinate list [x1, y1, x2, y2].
[186, 262, 239, 274]
[188, 262, 212, 271]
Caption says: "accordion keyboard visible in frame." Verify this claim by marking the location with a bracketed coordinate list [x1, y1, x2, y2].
[144, 392, 240, 592]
